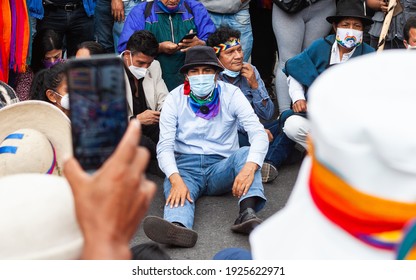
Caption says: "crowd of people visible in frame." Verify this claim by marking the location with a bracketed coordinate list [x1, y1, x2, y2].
[1, 0, 416, 260]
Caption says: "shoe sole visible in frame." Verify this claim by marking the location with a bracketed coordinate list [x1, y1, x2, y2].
[231, 217, 263, 234]
[143, 216, 198, 248]
[261, 164, 278, 183]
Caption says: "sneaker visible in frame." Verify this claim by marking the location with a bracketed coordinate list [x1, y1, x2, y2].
[261, 162, 278, 183]
[230, 208, 263, 234]
[143, 216, 198, 248]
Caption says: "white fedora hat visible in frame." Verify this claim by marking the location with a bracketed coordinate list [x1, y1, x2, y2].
[250, 51, 416, 260]
[0, 100, 72, 177]
[0, 174, 83, 259]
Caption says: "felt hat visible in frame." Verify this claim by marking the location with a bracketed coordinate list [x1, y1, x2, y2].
[327, 0, 373, 26]
[0, 173, 83, 259]
[179, 46, 224, 74]
[250, 51, 416, 259]
[0, 100, 72, 177]
[0, 81, 19, 109]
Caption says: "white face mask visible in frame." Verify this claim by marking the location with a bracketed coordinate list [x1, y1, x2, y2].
[222, 68, 240, 78]
[336, 28, 363, 49]
[407, 44, 416, 50]
[188, 74, 216, 98]
[52, 91, 70, 110]
[121, 50, 148, 80]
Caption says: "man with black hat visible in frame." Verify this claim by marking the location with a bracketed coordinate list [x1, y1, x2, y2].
[142, 46, 269, 248]
[282, 0, 375, 150]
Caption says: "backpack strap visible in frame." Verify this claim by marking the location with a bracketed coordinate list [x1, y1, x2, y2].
[144, 1, 154, 18]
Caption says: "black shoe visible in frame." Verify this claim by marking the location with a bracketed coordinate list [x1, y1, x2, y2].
[231, 208, 262, 234]
[143, 216, 198, 248]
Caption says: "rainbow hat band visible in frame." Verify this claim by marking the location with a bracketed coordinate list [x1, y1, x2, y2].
[213, 38, 241, 54]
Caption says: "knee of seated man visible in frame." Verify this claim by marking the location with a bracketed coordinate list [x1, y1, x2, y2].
[283, 115, 308, 139]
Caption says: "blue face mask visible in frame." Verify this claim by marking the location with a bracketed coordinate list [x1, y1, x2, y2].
[188, 74, 216, 98]
[222, 68, 240, 78]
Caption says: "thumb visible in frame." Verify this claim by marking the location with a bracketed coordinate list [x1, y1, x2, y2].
[63, 157, 88, 194]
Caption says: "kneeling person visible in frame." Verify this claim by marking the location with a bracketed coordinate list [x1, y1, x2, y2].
[143, 46, 268, 248]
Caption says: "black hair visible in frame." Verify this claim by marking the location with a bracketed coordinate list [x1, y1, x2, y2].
[206, 25, 241, 56]
[126, 30, 159, 57]
[130, 242, 171, 260]
[29, 62, 66, 104]
[403, 16, 416, 42]
[31, 29, 63, 73]
[76, 41, 106, 56]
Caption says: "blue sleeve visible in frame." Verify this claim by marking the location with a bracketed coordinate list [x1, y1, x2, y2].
[187, 0, 216, 41]
[117, 4, 147, 53]
[250, 66, 274, 121]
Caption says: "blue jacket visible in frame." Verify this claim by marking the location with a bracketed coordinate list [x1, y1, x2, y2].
[118, 0, 216, 91]
[284, 35, 374, 89]
[27, 0, 96, 19]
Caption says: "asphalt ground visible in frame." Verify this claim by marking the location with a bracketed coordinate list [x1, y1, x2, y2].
[131, 160, 301, 260]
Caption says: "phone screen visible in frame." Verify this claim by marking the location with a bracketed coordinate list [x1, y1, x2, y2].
[67, 55, 128, 172]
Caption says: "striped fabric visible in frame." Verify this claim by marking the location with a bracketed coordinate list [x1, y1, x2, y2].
[309, 147, 416, 260]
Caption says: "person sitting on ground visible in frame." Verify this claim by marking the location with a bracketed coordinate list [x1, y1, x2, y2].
[142, 46, 269, 248]
[120, 30, 169, 159]
[30, 63, 69, 116]
[207, 25, 296, 183]
[75, 41, 106, 58]
[14, 29, 64, 101]
[250, 50, 416, 260]
[403, 16, 416, 49]
[283, 0, 374, 150]
[117, 0, 216, 91]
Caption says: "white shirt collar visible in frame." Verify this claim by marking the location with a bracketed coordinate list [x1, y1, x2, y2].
[330, 41, 356, 65]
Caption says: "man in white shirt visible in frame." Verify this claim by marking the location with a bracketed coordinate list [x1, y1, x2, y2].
[143, 46, 269, 248]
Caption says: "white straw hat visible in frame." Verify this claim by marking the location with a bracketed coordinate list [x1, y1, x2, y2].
[250, 51, 416, 259]
[0, 100, 72, 177]
[0, 174, 83, 259]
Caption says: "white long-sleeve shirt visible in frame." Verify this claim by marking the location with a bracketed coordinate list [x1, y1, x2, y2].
[157, 80, 269, 178]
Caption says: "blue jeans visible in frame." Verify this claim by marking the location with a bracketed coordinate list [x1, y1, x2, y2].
[38, 4, 95, 58]
[208, 9, 253, 62]
[163, 147, 266, 229]
[113, 0, 142, 54]
[95, 0, 115, 53]
[239, 110, 295, 168]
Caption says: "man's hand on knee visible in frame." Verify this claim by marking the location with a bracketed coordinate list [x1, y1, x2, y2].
[233, 162, 258, 198]
[167, 173, 193, 208]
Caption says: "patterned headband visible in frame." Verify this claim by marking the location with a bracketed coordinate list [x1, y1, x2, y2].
[213, 38, 241, 54]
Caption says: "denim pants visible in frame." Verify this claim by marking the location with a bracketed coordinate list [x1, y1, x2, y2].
[163, 147, 266, 229]
[208, 9, 253, 62]
[113, 0, 142, 54]
[239, 110, 295, 168]
[38, 5, 94, 58]
[95, 0, 115, 53]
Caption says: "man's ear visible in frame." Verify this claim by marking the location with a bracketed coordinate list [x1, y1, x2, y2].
[332, 23, 338, 33]
[46, 89, 57, 103]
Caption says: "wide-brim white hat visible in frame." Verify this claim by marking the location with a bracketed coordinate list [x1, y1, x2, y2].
[0, 174, 83, 259]
[250, 51, 416, 259]
[0, 100, 72, 176]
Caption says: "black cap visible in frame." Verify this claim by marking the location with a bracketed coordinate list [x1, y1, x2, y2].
[179, 46, 224, 74]
[326, 0, 374, 26]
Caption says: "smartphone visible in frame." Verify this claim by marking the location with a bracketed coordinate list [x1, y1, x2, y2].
[66, 54, 128, 172]
[179, 32, 197, 43]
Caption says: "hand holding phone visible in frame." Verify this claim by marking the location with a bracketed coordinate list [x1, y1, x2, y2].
[179, 32, 197, 44]
[66, 54, 128, 172]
